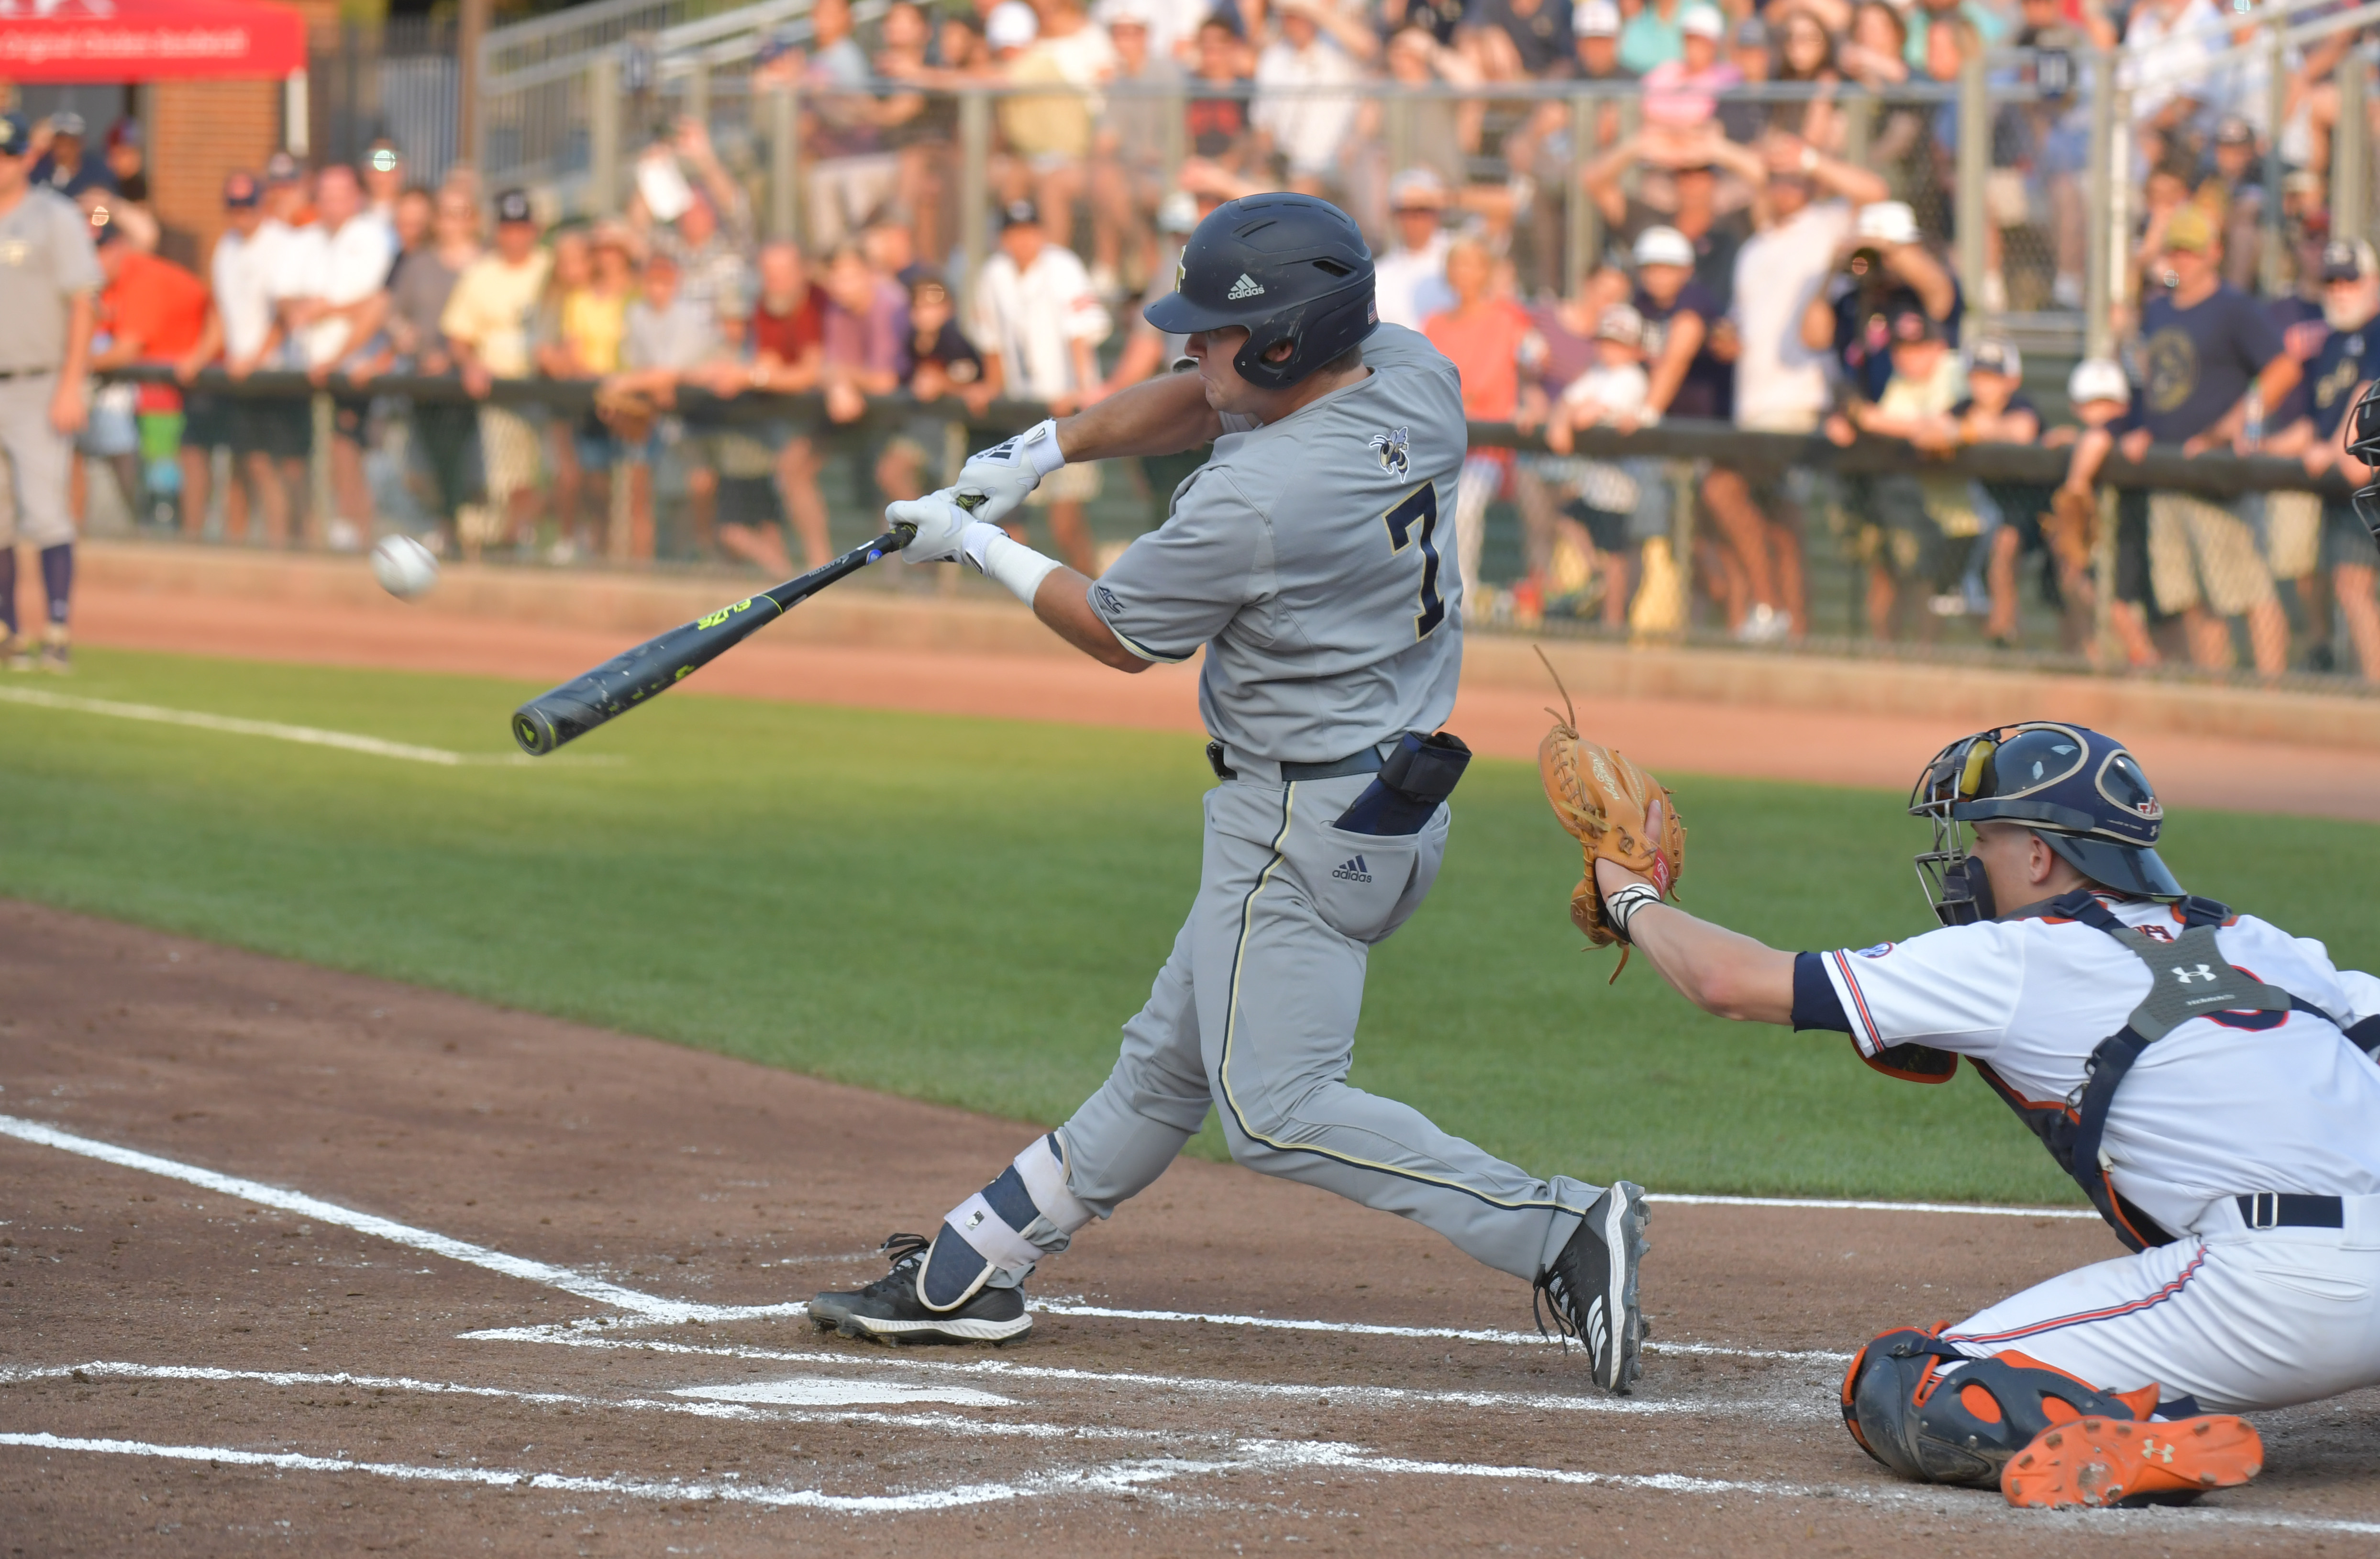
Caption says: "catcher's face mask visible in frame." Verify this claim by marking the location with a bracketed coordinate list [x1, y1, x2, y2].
[2350, 378, 2380, 545]
[1908, 723, 2182, 926]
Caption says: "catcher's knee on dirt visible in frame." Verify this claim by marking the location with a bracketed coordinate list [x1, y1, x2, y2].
[1840, 1326, 2164, 1487]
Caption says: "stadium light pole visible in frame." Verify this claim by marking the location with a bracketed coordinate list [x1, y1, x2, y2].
[458, 0, 491, 178]
[2336, 46, 2371, 247]
[2085, 47, 2115, 359]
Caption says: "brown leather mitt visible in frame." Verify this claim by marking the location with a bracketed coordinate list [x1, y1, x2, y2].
[1535, 649, 1686, 980]
[2044, 486, 2099, 575]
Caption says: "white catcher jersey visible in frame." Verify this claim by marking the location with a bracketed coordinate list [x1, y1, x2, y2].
[1821, 898, 2380, 1237]
[1088, 323, 1466, 764]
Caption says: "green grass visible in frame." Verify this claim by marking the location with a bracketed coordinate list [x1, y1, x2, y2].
[7, 647, 2376, 1204]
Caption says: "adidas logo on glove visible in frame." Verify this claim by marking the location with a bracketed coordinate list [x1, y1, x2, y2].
[1227, 272, 1266, 300]
[1332, 855, 1372, 883]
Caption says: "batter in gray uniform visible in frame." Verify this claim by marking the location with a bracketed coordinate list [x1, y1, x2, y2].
[0, 112, 100, 674]
[813, 195, 1650, 1391]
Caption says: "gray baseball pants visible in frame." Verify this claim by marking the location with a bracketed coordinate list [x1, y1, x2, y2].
[1056, 769, 1595, 1282]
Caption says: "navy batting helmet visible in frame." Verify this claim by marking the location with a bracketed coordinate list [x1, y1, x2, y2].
[1909, 722, 2182, 924]
[1143, 192, 1377, 389]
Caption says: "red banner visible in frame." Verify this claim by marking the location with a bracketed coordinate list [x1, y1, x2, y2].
[0, 0, 305, 81]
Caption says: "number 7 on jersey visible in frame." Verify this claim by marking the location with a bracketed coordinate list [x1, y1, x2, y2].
[1382, 482, 1447, 639]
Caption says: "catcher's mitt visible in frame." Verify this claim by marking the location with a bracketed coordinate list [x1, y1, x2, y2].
[595, 381, 661, 445]
[1536, 648, 1686, 980]
[2043, 486, 2099, 576]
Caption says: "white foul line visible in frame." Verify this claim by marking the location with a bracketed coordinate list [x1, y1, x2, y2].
[0, 686, 591, 768]
[1649, 1193, 2095, 1220]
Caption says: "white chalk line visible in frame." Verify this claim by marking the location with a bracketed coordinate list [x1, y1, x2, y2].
[460, 1323, 1827, 1419]
[1649, 1193, 2095, 1220]
[0, 686, 619, 768]
[7, 1429, 2378, 1537]
[0, 1111, 1893, 1361]
[0, 1362, 1173, 1442]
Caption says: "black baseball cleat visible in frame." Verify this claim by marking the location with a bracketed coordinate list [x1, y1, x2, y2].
[1534, 1180, 1649, 1392]
[808, 1231, 1032, 1345]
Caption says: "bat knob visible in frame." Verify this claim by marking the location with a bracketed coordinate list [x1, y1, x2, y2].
[512, 707, 559, 756]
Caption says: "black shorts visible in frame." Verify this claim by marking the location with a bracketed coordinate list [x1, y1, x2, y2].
[234, 398, 310, 459]
[715, 474, 783, 530]
[2114, 490, 2155, 609]
[181, 392, 237, 450]
[1981, 482, 2054, 553]
[1565, 496, 1631, 555]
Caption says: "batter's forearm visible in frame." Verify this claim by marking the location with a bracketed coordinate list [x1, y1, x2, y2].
[1054, 371, 1220, 461]
[1031, 568, 1149, 672]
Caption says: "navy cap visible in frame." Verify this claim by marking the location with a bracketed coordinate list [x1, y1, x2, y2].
[222, 170, 262, 208]
[0, 113, 30, 158]
[1967, 335, 2021, 378]
[998, 198, 1040, 230]
[264, 150, 303, 184]
[49, 110, 87, 138]
[495, 187, 536, 225]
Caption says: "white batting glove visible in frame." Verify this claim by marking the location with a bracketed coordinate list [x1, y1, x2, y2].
[886, 492, 972, 566]
[953, 418, 1067, 528]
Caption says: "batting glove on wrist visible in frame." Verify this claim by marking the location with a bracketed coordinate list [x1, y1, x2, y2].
[952, 418, 1066, 528]
[886, 492, 973, 566]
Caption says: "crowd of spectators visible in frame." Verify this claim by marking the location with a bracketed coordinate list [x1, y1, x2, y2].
[22, 0, 2380, 680]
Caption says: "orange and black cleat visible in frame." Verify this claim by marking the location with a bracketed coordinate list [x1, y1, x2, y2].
[2002, 1414, 2264, 1509]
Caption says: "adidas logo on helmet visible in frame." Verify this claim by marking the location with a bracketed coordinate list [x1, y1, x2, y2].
[1226, 272, 1266, 300]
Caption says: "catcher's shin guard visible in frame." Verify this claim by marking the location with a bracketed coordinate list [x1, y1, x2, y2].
[1839, 1326, 2159, 1488]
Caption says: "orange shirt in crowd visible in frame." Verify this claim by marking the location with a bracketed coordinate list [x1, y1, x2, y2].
[100, 249, 212, 413]
[1422, 300, 1534, 423]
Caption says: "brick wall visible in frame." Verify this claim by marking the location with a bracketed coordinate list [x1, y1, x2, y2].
[149, 77, 282, 271]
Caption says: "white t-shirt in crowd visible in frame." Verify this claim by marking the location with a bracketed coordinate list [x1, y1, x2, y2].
[970, 242, 1112, 401]
[1729, 197, 1854, 431]
[280, 211, 397, 368]
[1819, 896, 2380, 1239]
[1097, 0, 1215, 66]
[244, 216, 305, 365]
[1252, 34, 1364, 178]
[210, 225, 281, 363]
[1559, 360, 1650, 422]
[1373, 233, 1454, 333]
[2119, 0, 2224, 124]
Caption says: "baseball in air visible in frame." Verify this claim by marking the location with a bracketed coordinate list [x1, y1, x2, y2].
[371, 535, 440, 601]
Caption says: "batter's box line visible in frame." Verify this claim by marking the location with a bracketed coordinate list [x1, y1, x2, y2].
[0, 1112, 1851, 1364]
[459, 1323, 1834, 1420]
[0, 687, 624, 768]
[3, 1430, 2374, 1537]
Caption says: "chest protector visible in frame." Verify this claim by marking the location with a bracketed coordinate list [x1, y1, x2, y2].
[1964, 891, 2349, 1251]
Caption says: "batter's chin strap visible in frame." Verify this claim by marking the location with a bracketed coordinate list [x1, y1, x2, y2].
[1982, 892, 2352, 1252]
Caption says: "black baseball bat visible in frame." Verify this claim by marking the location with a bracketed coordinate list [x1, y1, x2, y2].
[510, 525, 914, 756]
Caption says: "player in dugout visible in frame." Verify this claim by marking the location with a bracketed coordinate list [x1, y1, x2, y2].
[1573, 719, 2380, 1508]
[807, 193, 1655, 1394]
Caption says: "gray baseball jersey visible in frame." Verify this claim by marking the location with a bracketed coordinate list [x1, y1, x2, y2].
[940, 324, 1605, 1307]
[1087, 323, 1465, 765]
[0, 186, 101, 374]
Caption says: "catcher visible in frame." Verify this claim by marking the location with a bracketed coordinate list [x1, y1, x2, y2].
[1563, 718, 2380, 1510]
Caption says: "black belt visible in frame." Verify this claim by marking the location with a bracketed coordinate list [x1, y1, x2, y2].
[1205, 741, 1386, 783]
[0, 367, 52, 382]
[2236, 1192, 2344, 1229]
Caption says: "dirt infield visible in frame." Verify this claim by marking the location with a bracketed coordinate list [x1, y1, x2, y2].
[7, 903, 2380, 1555]
[73, 576, 2380, 823]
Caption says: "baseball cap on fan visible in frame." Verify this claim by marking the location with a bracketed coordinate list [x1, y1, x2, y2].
[495, 187, 536, 226]
[48, 110, 87, 139]
[1388, 166, 1449, 211]
[998, 198, 1041, 230]
[1681, 5, 1726, 40]
[2322, 237, 2379, 282]
[0, 114, 29, 159]
[264, 150, 304, 185]
[1633, 224, 1696, 269]
[1573, 0, 1620, 34]
[1967, 335, 2021, 379]
[2066, 356, 2130, 407]
[222, 170, 262, 208]
[986, 0, 1039, 48]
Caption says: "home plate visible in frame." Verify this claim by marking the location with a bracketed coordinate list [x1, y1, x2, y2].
[673, 1378, 1016, 1408]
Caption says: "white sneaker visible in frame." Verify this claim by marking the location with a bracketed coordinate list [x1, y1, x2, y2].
[1735, 602, 1790, 644]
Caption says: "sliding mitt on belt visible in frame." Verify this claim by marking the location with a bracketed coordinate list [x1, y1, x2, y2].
[1535, 648, 1686, 980]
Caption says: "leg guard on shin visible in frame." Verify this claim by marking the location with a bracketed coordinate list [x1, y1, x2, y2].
[918, 1133, 1095, 1312]
[1840, 1325, 2158, 1487]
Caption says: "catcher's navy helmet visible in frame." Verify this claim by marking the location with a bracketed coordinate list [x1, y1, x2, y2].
[2347, 377, 2380, 544]
[1909, 722, 2182, 924]
[1143, 192, 1378, 389]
